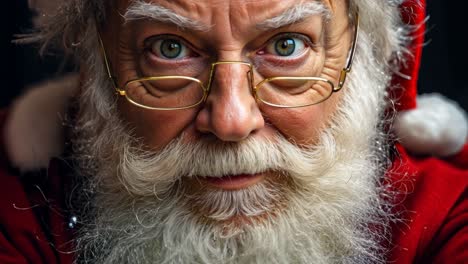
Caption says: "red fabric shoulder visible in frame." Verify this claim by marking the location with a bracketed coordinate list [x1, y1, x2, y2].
[0, 110, 75, 264]
[388, 144, 468, 263]
[446, 143, 468, 170]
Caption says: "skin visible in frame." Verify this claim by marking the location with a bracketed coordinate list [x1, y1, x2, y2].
[100, 0, 352, 181]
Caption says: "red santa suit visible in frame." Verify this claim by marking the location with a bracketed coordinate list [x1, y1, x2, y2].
[0, 0, 467, 263]
[1, 107, 466, 263]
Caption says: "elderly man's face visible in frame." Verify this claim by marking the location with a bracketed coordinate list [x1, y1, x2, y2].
[101, 0, 351, 189]
[77, 1, 396, 261]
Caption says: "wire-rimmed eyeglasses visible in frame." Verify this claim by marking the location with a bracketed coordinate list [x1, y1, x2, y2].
[98, 11, 359, 110]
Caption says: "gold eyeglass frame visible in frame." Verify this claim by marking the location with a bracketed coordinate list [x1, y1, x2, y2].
[97, 11, 359, 110]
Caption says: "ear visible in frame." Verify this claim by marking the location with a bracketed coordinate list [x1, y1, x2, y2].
[3, 73, 79, 171]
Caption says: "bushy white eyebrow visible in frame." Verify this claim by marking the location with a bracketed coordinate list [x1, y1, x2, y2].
[256, 2, 330, 30]
[123, 0, 211, 31]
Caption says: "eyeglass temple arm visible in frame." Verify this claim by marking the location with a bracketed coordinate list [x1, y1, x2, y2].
[336, 11, 359, 92]
[97, 29, 123, 94]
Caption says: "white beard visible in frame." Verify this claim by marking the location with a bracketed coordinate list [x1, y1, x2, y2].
[70, 23, 394, 264]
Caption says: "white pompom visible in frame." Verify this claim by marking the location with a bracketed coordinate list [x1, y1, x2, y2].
[394, 93, 468, 157]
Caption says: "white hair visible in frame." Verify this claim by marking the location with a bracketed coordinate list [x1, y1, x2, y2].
[27, 0, 414, 262]
[21, 0, 413, 130]
[22, 0, 413, 133]
[65, 11, 396, 263]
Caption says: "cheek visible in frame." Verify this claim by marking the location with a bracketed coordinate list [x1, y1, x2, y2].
[262, 94, 341, 145]
[118, 100, 198, 149]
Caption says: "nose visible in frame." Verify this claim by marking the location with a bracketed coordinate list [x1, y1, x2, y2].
[195, 62, 264, 141]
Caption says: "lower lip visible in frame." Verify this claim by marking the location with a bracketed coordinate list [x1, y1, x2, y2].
[201, 174, 265, 190]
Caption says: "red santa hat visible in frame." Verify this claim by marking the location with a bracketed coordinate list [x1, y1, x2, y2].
[392, 0, 468, 157]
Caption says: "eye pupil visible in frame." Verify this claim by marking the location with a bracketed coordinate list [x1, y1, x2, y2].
[161, 39, 182, 58]
[275, 38, 295, 56]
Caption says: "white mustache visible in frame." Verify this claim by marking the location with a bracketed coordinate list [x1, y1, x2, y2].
[122, 134, 283, 178]
[116, 132, 327, 196]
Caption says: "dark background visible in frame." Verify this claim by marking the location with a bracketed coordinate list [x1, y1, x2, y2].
[4, 1, 468, 111]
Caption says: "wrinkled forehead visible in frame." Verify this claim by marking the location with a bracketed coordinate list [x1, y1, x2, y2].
[113, 0, 342, 30]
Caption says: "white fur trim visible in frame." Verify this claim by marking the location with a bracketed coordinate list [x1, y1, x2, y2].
[3, 74, 79, 171]
[394, 93, 468, 157]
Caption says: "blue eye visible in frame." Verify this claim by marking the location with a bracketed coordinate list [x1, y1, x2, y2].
[265, 35, 308, 57]
[150, 38, 190, 59]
